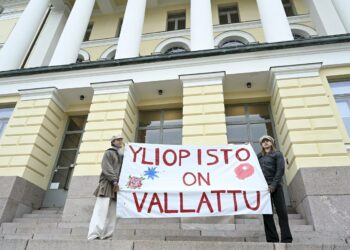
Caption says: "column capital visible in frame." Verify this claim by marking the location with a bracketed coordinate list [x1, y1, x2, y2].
[91, 80, 134, 95]
[18, 87, 66, 111]
[179, 72, 226, 88]
[268, 63, 322, 93]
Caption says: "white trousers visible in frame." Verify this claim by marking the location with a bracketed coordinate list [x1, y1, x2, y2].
[87, 197, 116, 240]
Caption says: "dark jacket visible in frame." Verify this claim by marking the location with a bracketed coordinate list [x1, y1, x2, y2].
[93, 147, 123, 199]
[257, 150, 285, 188]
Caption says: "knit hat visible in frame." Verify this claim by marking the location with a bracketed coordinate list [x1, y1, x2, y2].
[110, 134, 123, 142]
[259, 135, 274, 144]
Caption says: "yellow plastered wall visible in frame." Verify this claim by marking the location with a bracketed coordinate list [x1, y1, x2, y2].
[0, 99, 67, 190]
[183, 84, 227, 145]
[293, 0, 308, 15]
[74, 91, 137, 176]
[0, 19, 17, 44]
[271, 76, 350, 185]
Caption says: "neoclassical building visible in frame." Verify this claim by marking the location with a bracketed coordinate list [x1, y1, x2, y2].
[0, 0, 350, 241]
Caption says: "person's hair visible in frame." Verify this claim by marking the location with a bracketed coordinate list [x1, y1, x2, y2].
[260, 142, 276, 156]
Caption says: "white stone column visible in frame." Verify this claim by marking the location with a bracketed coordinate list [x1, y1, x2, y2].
[0, 0, 50, 71]
[50, 0, 95, 66]
[26, 6, 69, 67]
[115, 0, 147, 59]
[190, 0, 214, 51]
[306, 0, 346, 35]
[256, 0, 294, 43]
[332, 0, 350, 33]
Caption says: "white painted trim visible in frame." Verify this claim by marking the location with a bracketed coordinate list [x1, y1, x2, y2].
[18, 87, 66, 111]
[268, 63, 323, 94]
[214, 31, 256, 48]
[180, 72, 226, 88]
[290, 24, 318, 37]
[100, 45, 117, 59]
[78, 49, 90, 61]
[91, 80, 134, 95]
[154, 37, 190, 54]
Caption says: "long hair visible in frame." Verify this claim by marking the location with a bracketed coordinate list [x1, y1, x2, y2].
[260, 143, 276, 156]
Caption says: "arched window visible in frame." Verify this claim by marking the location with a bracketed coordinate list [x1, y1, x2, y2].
[76, 50, 90, 63]
[76, 54, 84, 63]
[292, 29, 311, 40]
[164, 46, 188, 54]
[221, 40, 245, 48]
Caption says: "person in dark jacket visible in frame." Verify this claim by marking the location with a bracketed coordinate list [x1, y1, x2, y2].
[257, 135, 293, 243]
[87, 135, 124, 240]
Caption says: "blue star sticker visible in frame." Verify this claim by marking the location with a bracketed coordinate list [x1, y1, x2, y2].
[144, 167, 159, 180]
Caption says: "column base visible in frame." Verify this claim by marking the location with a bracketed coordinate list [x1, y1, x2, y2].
[62, 176, 99, 222]
[288, 166, 350, 235]
[0, 176, 45, 223]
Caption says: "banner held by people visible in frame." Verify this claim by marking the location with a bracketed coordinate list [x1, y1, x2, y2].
[117, 143, 272, 218]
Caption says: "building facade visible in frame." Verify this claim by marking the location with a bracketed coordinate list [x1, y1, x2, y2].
[0, 0, 350, 236]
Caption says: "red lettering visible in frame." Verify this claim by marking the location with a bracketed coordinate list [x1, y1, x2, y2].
[211, 190, 225, 212]
[129, 145, 143, 162]
[133, 192, 148, 212]
[147, 193, 164, 213]
[179, 149, 190, 166]
[227, 190, 242, 211]
[183, 172, 196, 186]
[207, 149, 219, 166]
[197, 149, 202, 165]
[180, 192, 195, 213]
[142, 148, 154, 165]
[243, 191, 260, 211]
[220, 149, 232, 164]
[155, 147, 160, 166]
[196, 192, 214, 213]
[236, 148, 250, 161]
[198, 172, 211, 186]
[164, 192, 178, 213]
[163, 149, 177, 166]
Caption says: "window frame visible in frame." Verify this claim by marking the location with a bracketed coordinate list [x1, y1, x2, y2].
[0, 106, 14, 138]
[167, 11, 186, 31]
[137, 109, 183, 144]
[218, 3, 240, 25]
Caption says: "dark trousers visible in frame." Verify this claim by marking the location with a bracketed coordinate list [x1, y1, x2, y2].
[263, 184, 293, 243]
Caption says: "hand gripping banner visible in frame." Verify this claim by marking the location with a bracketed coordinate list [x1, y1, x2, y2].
[117, 143, 272, 218]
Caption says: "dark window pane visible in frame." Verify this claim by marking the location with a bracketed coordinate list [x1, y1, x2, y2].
[163, 128, 182, 145]
[252, 142, 261, 154]
[219, 14, 228, 24]
[164, 47, 187, 54]
[52, 168, 70, 189]
[0, 107, 14, 118]
[248, 104, 270, 122]
[178, 19, 186, 30]
[225, 105, 246, 123]
[230, 13, 239, 23]
[67, 116, 86, 131]
[62, 134, 81, 149]
[227, 124, 248, 142]
[139, 111, 161, 127]
[57, 150, 77, 167]
[163, 110, 183, 126]
[342, 117, 350, 137]
[167, 20, 175, 31]
[144, 129, 161, 144]
[250, 123, 273, 141]
[221, 40, 245, 48]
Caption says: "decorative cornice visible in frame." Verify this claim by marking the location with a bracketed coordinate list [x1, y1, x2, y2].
[18, 87, 66, 111]
[91, 80, 134, 95]
[180, 71, 226, 88]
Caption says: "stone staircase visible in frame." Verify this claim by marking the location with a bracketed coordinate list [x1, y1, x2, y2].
[0, 208, 349, 250]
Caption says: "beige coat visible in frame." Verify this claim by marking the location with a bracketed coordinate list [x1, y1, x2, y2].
[93, 147, 123, 199]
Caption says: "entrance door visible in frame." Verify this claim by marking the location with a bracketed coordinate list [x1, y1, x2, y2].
[42, 116, 87, 207]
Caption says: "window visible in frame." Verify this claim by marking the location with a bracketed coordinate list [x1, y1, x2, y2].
[330, 80, 350, 137]
[0, 107, 14, 138]
[220, 40, 245, 48]
[167, 11, 186, 31]
[218, 4, 239, 24]
[282, 0, 295, 17]
[138, 109, 182, 145]
[50, 116, 87, 190]
[76, 54, 84, 63]
[164, 46, 188, 54]
[116, 18, 123, 37]
[226, 104, 274, 153]
[292, 30, 310, 40]
[83, 22, 94, 42]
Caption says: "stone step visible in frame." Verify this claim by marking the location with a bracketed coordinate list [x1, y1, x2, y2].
[31, 209, 62, 214]
[235, 214, 302, 220]
[1, 223, 59, 234]
[22, 213, 62, 219]
[13, 218, 61, 223]
[117, 218, 180, 224]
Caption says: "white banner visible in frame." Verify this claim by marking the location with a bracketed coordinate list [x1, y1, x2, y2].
[117, 143, 272, 218]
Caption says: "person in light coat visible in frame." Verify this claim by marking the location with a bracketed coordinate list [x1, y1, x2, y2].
[87, 135, 124, 240]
